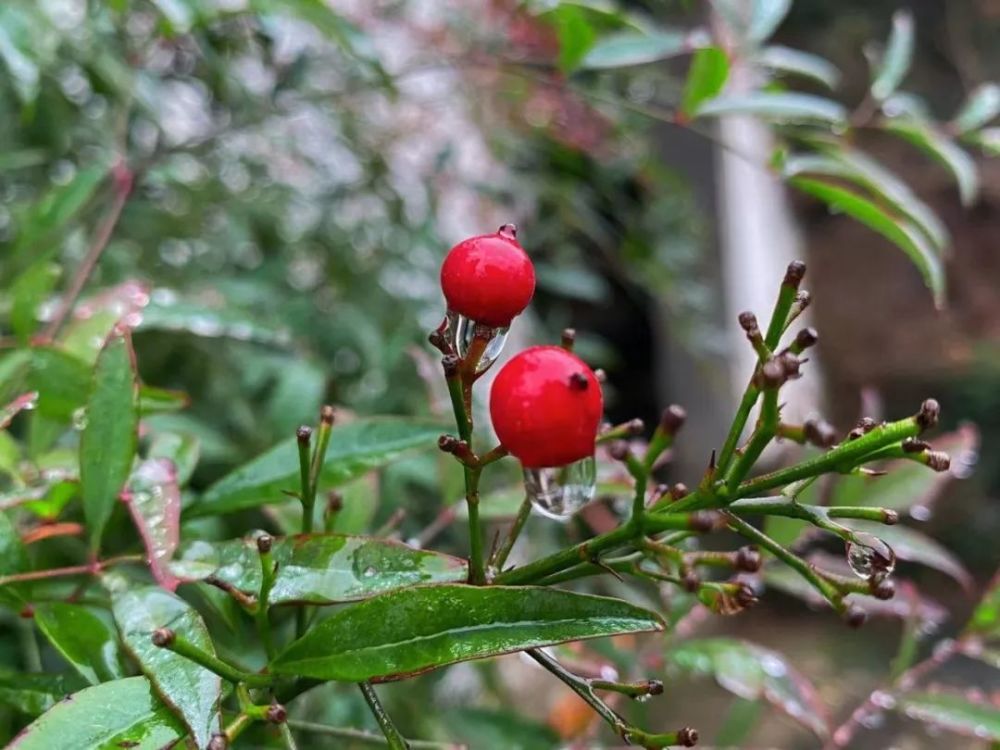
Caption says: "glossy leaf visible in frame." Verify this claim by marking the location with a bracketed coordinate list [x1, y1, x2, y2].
[552, 4, 596, 73]
[665, 638, 829, 737]
[681, 47, 729, 118]
[756, 45, 841, 89]
[883, 119, 979, 206]
[24, 348, 90, 421]
[124, 459, 182, 590]
[264, 473, 378, 534]
[59, 281, 150, 363]
[966, 126, 1000, 156]
[270, 585, 664, 681]
[80, 330, 139, 549]
[696, 92, 847, 125]
[788, 177, 944, 306]
[580, 30, 695, 70]
[138, 294, 291, 346]
[9, 262, 60, 344]
[34, 602, 124, 684]
[0, 509, 28, 605]
[844, 521, 973, 591]
[138, 384, 190, 414]
[899, 692, 1000, 741]
[21, 480, 78, 521]
[0, 671, 87, 716]
[192, 417, 444, 516]
[111, 584, 221, 749]
[8, 676, 185, 750]
[870, 11, 913, 101]
[953, 83, 1000, 134]
[171, 533, 467, 605]
[446, 707, 559, 750]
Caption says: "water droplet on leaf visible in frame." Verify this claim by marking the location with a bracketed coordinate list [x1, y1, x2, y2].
[845, 532, 896, 580]
[72, 407, 89, 431]
[446, 311, 508, 374]
[523, 455, 596, 521]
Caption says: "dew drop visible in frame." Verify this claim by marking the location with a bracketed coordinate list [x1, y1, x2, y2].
[845, 532, 896, 580]
[497, 223, 517, 240]
[523, 455, 596, 521]
[446, 311, 508, 374]
[634, 693, 652, 704]
[362, 566, 377, 578]
[72, 407, 89, 431]
[909, 504, 932, 521]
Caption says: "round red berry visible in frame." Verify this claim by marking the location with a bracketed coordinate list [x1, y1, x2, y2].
[490, 346, 603, 468]
[440, 225, 535, 328]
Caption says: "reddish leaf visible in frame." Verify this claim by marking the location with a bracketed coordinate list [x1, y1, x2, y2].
[122, 459, 181, 591]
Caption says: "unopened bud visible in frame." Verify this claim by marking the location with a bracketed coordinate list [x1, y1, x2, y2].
[296, 425, 312, 445]
[872, 578, 895, 600]
[560, 328, 576, 351]
[738, 311, 758, 332]
[902, 438, 930, 453]
[152, 628, 175, 648]
[645, 679, 664, 696]
[736, 584, 759, 608]
[759, 358, 785, 388]
[320, 405, 335, 426]
[804, 418, 837, 448]
[689, 511, 718, 532]
[778, 352, 802, 379]
[441, 354, 460, 378]
[624, 418, 645, 436]
[784, 260, 807, 288]
[916, 399, 940, 431]
[678, 726, 699, 747]
[659, 405, 687, 435]
[882, 509, 899, 525]
[845, 605, 867, 629]
[438, 434, 461, 453]
[794, 327, 818, 350]
[266, 703, 287, 724]
[607, 441, 631, 462]
[670, 483, 689, 501]
[735, 546, 762, 572]
[925, 451, 951, 472]
[682, 570, 700, 593]
[326, 491, 343, 513]
[256, 534, 273, 554]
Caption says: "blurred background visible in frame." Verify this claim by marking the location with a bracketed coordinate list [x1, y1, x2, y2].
[1, 0, 998, 747]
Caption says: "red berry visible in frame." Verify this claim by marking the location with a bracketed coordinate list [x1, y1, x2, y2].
[490, 346, 603, 468]
[440, 226, 536, 328]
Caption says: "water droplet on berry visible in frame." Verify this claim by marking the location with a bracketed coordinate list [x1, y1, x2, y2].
[446, 311, 508, 373]
[497, 223, 517, 240]
[523, 455, 596, 520]
[845, 532, 895, 580]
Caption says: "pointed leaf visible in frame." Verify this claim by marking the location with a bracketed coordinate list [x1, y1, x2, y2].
[80, 330, 139, 549]
[59, 281, 150, 364]
[756, 45, 841, 89]
[111, 584, 221, 749]
[149, 431, 200, 486]
[270, 585, 664, 681]
[843, 521, 973, 591]
[953, 83, 1000, 134]
[0, 391, 38, 430]
[871, 11, 914, 101]
[34, 602, 124, 684]
[9, 676, 185, 750]
[9, 262, 60, 344]
[0, 509, 28, 606]
[25, 347, 90, 421]
[788, 177, 944, 306]
[0, 671, 87, 716]
[747, 0, 792, 44]
[681, 46, 730, 118]
[665, 638, 829, 737]
[171, 533, 467, 605]
[192, 417, 444, 516]
[966, 569, 1000, 640]
[883, 119, 979, 206]
[138, 294, 291, 346]
[124, 459, 182, 590]
[966, 126, 1000, 156]
[580, 30, 697, 70]
[696, 92, 847, 125]
[898, 692, 1000, 741]
[552, 4, 596, 73]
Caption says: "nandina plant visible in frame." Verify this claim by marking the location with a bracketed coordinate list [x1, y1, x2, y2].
[2, 222, 996, 750]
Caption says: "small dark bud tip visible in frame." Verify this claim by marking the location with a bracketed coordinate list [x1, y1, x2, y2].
[296, 426, 312, 444]
[682, 570, 700, 593]
[625, 418, 645, 436]
[607, 440, 631, 462]
[735, 546, 762, 573]
[208, 734, 228, 750]
[670, 482, 690, 501]
[882, 509, 899, 525]
[678, 726, 699, 747]
[779, 352, 802, 379]
[736, 584, 759, 608]
[646, 679, 664, 696]
[784, 260, 807, 288]
[738, 311, 758, 332]
[760, 358, 785, 388]
[689, 511, 717, 532]
[441, 354, 460, 377]
[926, 451, 951, 472]
[152, 628, 175, 648]
[560, 328, 576, 349]
[568, 372, 589, 391]
[902, 438, 930, 453]
[659, 404, 687, 435]
[795, 327, 819, 350]
[326, 490, 344, 512]
[320, 405, 335, 425]
[266, 703, 288, 724]
[256, 534, 273, 554]
[497, 223, 517, 240]
[872, 578, 895, 601]
[437, 435, 460, 453]
[916, 399, 940, 431]
[845, 606, 867, 629]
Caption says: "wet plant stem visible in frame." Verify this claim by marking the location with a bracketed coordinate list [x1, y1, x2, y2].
[0, 554, 142, 587]
[256, 545, 277, 660]
[159, 633, 273, 687]
[359, 681, 410, 750]
[490, 494, 532, 572]
[286, 721, 460, 748]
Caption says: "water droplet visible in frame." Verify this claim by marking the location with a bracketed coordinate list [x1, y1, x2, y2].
[523, 455, 596, 521]
[859, 709, 885, 729]
[845, 532, 895, 580]
[72, 407, 89, 431]
[362, 566, 377, 578]
[497, 223, 517, 241]
[634, 693, 651, 704]
[446, 311, 508, 373]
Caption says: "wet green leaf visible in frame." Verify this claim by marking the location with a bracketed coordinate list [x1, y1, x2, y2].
[953, 83, 1000, 134]
[171, 533, 467, 605]
[755, 45, 840, 89]
[580, 30, 695, 70]
[138, 294, 291, 346]
[681, 47, 730, 118]
[111, 584, 221, 749]
[34, 602, 124, 685]
[24, 348, 89, 421]
[9, 262, 60, 344]
[665, 638, 829, 737]
[871, 11, 913, 101]
[788, 177, 943, 306]
[696, 92, 847, 125]
[271, 585, 664, 681]
[552, 4, 596, 72]
[0, 509, 28, 606]
[0, 671, 87, 717]
[8, 676, 185, 750]
[445, 707, 559, 750]
[80, 330, 139, 550]
[192, 418, 444, 516]
[899, 692, 1000, 741]
[883, 119, 979, 206]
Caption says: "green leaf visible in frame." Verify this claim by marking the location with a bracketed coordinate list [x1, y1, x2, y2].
[192, 417, 444, 516]
[552, 4, 596, 73]
[0, 670, 87, 716]
[139, 384, 190, 415]
[80, 330, 139, 550]
[124, 459, 182, 590]
[665, 638, 829, 737]
[844, 521, 973, 591]
[9, 263, 60, 344]
[138, 294, 291, 346]
[966, 570, 1000, 639]
[882, 119, 979, 206]
[747, 0, 792, 44]
[58, 281, 150, 364]
[681, 47, 730, 118]
[898, 692, 1000, 741]
[25, 348, 89, 421]
[171, 533, 467, 605]
[0, 509, 28, 605]
[696, 92, 847, 125]
[870, 11, 914, 101]
[755, 45, 841, 89]
[0, 391, 37, 430]
[270, 585, 664, 681]
[966, 126, 1000, 156]
[111, 584, 221, 749]
[8, 676, 185, 750]
[952, 83, 1000, 133]
[580, 30, 696, 70]
[445, 707, 559, 750]
[788, 177, 944, 306]
[34, 602, 124, 685]
[149, 431, 200, 486]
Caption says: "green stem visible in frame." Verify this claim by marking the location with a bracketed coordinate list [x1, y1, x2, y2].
[280, 722, 300, 750]
[158, 632, 273, 687]
[491, 493, 532, 572]
[256, 541, 277, 660]
[286, 720, 456, 748]
[725, 388, 779, 493]
[358, 681, 410, 750]
[764, 275, 799, 350]
[464, 465, 485, 584]
[224, 713, 254, 744]
[296, 429, 312, 532]
[716, 384, 761, 474]
[305, 408, 335, 533]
